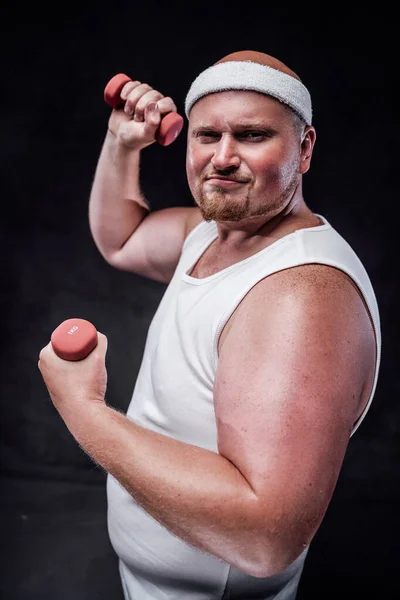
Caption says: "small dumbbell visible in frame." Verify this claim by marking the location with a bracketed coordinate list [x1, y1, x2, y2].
[51, 318, 98, 361]
[104, 73, 184, 146]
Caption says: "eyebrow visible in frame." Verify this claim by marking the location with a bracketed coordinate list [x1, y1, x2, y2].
[191, 122, 277, 135]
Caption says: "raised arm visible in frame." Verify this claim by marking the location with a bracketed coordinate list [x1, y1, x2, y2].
[89, 79, 202, 283]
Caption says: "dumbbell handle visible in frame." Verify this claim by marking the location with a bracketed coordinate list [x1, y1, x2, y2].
[51, 318, 98, 361]
[104, 73, 184, 146]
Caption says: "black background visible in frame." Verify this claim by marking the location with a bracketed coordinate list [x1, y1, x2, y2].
[1, 3, 398, 599]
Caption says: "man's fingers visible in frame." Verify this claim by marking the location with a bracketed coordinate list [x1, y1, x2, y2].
[96, 332, 108, 355]
[143, 102, 161, 130]
[109, 82, 177, 149]
[156, 96, 178, 115]
[38, 343, 51, 361]
[123, 83, 153, 117]
[134, 90, 164, 121]
[120, 80, 142, 101]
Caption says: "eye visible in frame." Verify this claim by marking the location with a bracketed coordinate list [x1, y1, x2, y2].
[239, 131, 269, 141]
[196, 131, 219, 141]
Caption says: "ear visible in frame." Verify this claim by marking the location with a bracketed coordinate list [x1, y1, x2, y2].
[299, 126, 316, 174]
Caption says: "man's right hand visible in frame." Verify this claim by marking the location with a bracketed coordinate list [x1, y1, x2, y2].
[108, 81, 178, 151]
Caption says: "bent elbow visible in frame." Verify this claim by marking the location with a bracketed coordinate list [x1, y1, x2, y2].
[239, 543, 309, 579]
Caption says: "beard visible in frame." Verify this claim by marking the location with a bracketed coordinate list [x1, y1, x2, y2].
[196, 185, 252, 222]
[194, 168, 300, 223]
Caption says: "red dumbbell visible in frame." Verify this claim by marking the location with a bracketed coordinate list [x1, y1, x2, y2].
[51, 318, 98, 361]
[104, 73, 184, 147]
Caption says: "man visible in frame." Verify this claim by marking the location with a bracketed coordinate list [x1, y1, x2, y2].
[38, 51, 381, 599]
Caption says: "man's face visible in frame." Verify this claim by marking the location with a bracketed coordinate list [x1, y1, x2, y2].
[186, 90, 304, 223]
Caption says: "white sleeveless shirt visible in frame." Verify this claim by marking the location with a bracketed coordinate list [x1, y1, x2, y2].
[107, 215, 381, 600]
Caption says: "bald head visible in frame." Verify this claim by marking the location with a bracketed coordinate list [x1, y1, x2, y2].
[216, 50, 302, 82]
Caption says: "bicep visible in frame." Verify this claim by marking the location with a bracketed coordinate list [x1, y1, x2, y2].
[108, 206, 203, 283]
[214, 266, 372, 550]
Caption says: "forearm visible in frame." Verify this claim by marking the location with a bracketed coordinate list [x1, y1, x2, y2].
[88, 130, 149, 260]
[65, 401, 272, 576]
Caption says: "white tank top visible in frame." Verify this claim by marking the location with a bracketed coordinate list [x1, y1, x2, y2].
[107, 215, 381, 600]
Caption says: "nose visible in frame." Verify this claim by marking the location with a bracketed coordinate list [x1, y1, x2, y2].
[211, 134, 240, 172]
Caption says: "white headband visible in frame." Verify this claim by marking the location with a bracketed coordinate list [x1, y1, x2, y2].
[185, 61, 312, 125]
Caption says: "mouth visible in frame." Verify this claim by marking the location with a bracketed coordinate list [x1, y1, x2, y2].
[205, 177, 249, 187]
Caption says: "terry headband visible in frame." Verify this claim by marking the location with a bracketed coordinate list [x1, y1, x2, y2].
[185, 60, 312, 125]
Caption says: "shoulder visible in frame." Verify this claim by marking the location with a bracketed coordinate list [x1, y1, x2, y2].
[243, 263, 368, 315]
[221, 263, 375, 387]
[184, 207, 205, 238]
